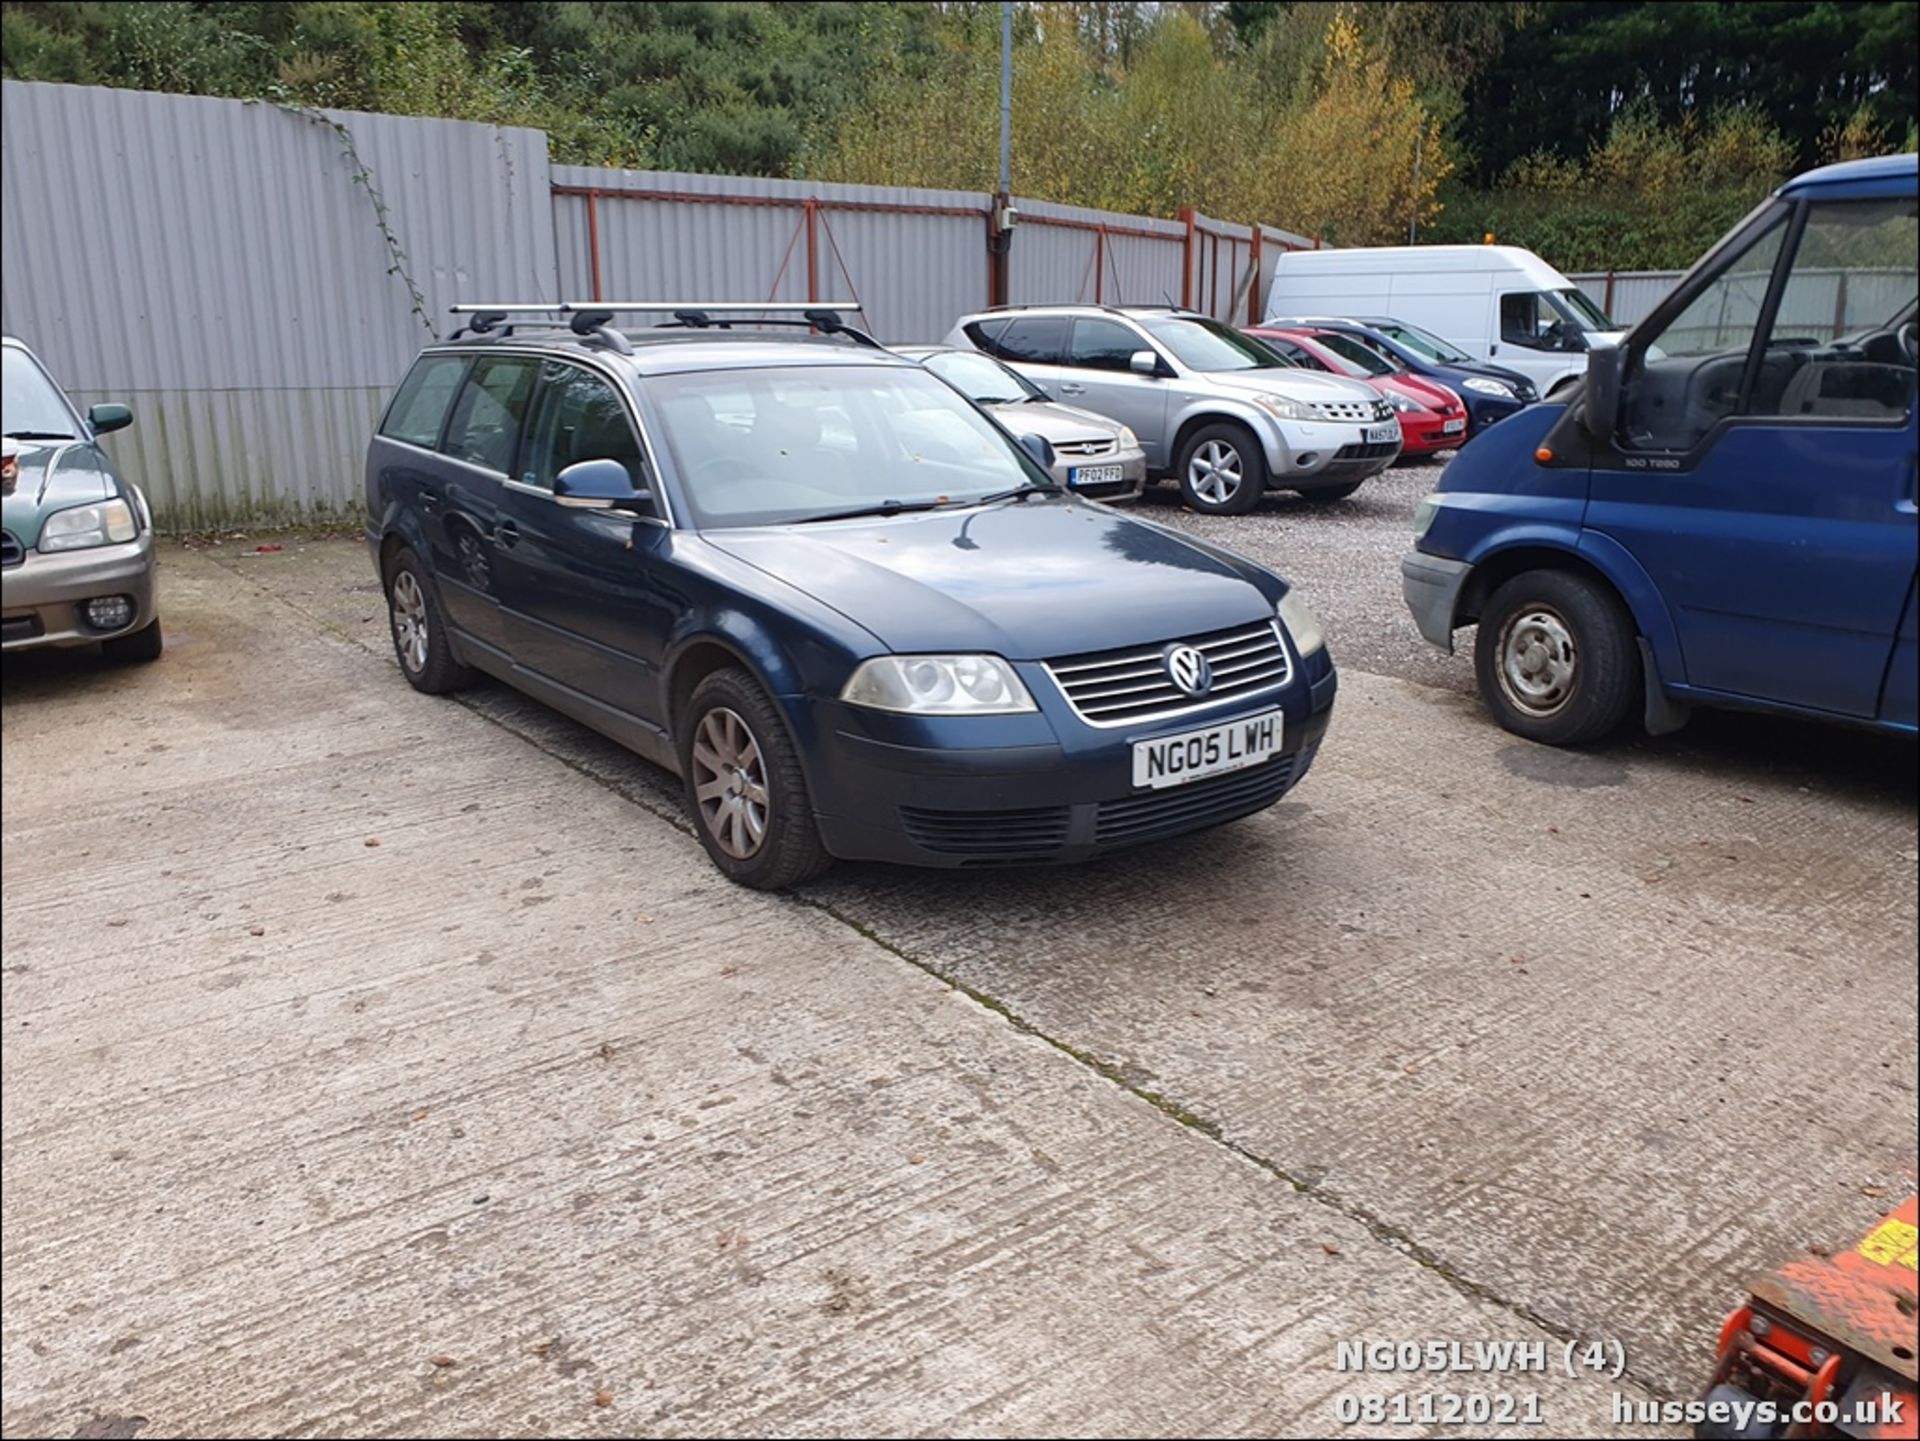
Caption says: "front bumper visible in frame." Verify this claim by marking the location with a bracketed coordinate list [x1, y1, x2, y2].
[804, 649, 1338, 867]
[1, 533, 158, 650]
[1053, 445, 1148, 502]
[1401, 549, 1471, 651]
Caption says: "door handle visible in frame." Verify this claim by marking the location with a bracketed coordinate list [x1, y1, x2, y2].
[494, 520, 519, 549]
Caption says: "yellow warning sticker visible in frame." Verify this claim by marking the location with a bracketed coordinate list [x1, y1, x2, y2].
[1857, 1217, 1919, 1271]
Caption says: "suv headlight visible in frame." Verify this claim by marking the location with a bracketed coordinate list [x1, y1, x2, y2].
[1251, 393, 1316, 422]
[1276, 590, 1325, 657]
[1461, 377, 1515, 399]
[842, 655, 1037, 715]
[1384, 391, 1425, 414]
[39, 498, 137, 553]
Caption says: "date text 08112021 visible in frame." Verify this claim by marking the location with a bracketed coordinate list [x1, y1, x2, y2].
[1335, 1340, 1550, 1373]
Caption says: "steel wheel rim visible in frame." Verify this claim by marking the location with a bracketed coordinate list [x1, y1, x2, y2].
[1188, 440, 1244, 506]
[391, 571, 429, 674]
[690, 706, 770, 860]
[1497, 606, 1578, 717]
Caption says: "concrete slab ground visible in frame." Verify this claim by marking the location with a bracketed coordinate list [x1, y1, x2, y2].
[3, 482, 1914, 1437]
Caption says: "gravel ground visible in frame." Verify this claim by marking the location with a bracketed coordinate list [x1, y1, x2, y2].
[1130, 456, 1463, 692]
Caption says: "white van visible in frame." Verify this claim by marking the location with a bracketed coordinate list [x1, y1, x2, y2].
[1263, 244, 1625, 396]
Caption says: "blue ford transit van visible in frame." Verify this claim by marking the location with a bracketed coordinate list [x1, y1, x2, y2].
[1403, 154, 1917, 745]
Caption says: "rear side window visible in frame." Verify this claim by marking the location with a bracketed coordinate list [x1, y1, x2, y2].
[1067, 317, 1145, 371]
[379, 355, 468, 448]
[996, 316, 1068, 364]
[442, 356, 538, 473]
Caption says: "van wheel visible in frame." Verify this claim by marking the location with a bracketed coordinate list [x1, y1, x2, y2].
[1474, 569, 1639, 746]
[385, 548, 474, 694]
[1177, 423, 1265, 515]
[679, 667, 833, 890]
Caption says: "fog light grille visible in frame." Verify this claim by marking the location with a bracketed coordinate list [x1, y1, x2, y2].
[85, 595, 134, 631]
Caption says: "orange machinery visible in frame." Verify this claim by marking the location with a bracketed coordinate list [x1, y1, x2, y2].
[1702, 1194, 1918, 1439]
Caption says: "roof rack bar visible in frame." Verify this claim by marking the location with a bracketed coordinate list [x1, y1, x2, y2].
[560, 300, 861, 314]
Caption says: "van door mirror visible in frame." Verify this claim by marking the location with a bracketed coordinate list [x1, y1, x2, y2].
[1129, 349, 1160, 376]
[554, 458, 651, 512]
[1582, 340, 1622, 442]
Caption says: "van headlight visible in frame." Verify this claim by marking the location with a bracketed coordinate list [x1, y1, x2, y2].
[842, 655, 1037, 715]
[39, 498, 137, 553]
[1413, 494, 1441, 541]
[1276, 590, 1325, 657]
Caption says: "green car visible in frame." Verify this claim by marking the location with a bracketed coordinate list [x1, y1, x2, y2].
[2, 336, 161, 661]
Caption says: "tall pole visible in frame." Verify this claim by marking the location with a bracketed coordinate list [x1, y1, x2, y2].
[1409, 130, 1422, 245]
[991, 0, 1014, 305]
[999, 1, 1012, 197]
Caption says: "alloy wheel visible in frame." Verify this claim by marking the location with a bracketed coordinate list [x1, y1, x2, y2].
[690, 706, 770, 859]
[391, 570, 430, 674]
[1188, 440, 1244, 506]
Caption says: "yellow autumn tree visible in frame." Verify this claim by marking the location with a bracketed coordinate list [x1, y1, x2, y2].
[1259, 10, 1450, 245]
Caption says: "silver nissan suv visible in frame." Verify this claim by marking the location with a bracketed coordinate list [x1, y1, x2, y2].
[945, 305, 1400, 513]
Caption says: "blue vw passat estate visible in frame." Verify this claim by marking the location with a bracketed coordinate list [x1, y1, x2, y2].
[365, 305, 1336, 888]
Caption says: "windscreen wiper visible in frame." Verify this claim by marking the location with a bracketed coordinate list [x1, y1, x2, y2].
[797, 499, 951, 525]
[970, 483, 1062, 505]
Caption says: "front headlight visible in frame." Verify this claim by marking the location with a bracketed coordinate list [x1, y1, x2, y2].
[1461, 378, 1515, 399]
[1251, 393, 1316, 421]
[39, 498, 137, 553]
[1384, 391, 1425, 414]
[1413, 494, 1441, 542]
[1116, 424, 1139, 450]
[1276, 590, 1325, 658]
[841, 654, 1037, 715]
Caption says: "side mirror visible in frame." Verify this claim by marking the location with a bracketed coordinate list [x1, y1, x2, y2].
[1017, 432, 1057, 471]
[88, 403, 133, 435]
[554, 458, 651, 512]
[1129, 349, 1160, 376]
[1582, 340, 1622, 442]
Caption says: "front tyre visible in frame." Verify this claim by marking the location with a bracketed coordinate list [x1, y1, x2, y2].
[1474, 569, 1639, 746]
[1177, 423, 1265, 515]
[679, 667, 832, 890]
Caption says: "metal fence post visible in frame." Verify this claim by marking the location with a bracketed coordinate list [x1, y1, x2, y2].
[1179, 207, 1196, 309]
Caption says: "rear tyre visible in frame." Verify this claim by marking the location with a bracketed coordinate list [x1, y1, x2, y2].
[385, 548, 473, 695]
[102, 617, 163, 663]
[1177, 423, 1265, 516]
[1474, 569, 1639, 747]
[679, 667, 833, 890]
[1296, 481, 1365, 503]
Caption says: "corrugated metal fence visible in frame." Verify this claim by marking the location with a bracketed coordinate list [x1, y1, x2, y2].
[2, 79, 1317, 528]
[1, 80, 555, 528]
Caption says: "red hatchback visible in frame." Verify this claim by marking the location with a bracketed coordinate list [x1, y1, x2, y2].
[1247, 326, 1469, 457]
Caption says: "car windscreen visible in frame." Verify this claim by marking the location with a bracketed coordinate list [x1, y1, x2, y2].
[1374, 321, 1473, 365]
[647, 364, 1043, 529]
[1138, 316, 1290, 372]
[921, 350, 1044, 404]
[1557, 288, 1614, 330]
[2, 348, 79, 438]
[1314, 332, 1398, 377]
